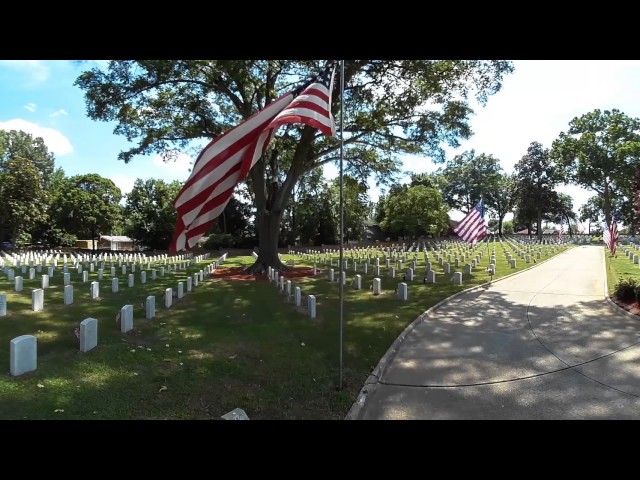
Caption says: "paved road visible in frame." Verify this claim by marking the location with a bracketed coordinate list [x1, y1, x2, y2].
[346, 245, 640, 419]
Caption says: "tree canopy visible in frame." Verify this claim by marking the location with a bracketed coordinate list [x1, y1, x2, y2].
[74, 60, 514, 269]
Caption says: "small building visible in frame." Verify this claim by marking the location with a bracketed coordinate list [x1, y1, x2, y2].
[98, 235, 135, 251]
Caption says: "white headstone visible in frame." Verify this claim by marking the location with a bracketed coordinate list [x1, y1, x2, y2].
[128, 274, 134, 287]
[160, 267, 165, 276]
[453, 272, 463, 285]
[29, 268, 35, 280]
[82, 270, 88, 283]
[221, 408, 249, 420]
[32, 288, 44, 311]
[427, 270, 436, 284]
[63, 272, 70, 286]
[510, 258, 516, 269]
[141, 271, 147, 284]
[111, 277, 119, 293]
[80, 318, 98, 352]
[152, 269, 157, 280]
[120, 305, 133, 333]
[341, 271, 346, 285]
[286, 280, 291, 295]
[122, 265, 127, 275]
[355, 274, 362, 290]
[397, 282, 408, 300]
[373, 278, 381, 295]
[328, 269, 335, 282]
[295, 287, 301, 307]
[464, 264, 472, 275]
[41, 274, 49, 289]
[308, 295, 316, 318]
[0, 294, 6, 316]
[111, 266, 116, 277]
[62, 284, 73, 305]
[164, 288, 173, 308]
[407, 268, 413, 281]
[8, 269, 14, 281]
[10, 335, 37, 376]
[15, 276, 23, 292]
[187, 277, 192, 291]
[131, 264, 136, 273]
[90, 281, 99, 299]
[193, 273, 198, 287]
[146, 296, 156, 319]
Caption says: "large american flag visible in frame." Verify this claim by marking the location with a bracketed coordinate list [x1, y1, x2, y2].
[454, 199, 488, 243]
[169, 63, 337, 252]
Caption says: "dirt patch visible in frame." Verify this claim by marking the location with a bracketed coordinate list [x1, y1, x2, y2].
[611, 296, 640, 316]
[211, 266, 316, 282]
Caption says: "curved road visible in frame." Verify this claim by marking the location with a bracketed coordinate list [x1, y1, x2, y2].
[346, 245, 640, 419]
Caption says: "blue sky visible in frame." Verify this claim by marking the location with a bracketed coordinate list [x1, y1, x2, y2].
[2, 60, 640, 226]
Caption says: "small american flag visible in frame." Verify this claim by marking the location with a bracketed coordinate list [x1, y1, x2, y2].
[454, 199, 489, 243]
[610, 220, 620, 255]
[170, 63, 337, 252]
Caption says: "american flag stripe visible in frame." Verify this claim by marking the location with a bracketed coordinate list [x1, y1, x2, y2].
[603, 221, 611, 250]
[454, 200, 488, 243]
[170, 63, 336, 252]
[180, 129, 277, 249]
[175, 94, 293, 211]
[267, 70, 335, 137]
[610, 221, 619, 255]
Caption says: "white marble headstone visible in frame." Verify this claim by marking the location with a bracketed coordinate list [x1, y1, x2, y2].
[146, 296, 155, 319]
[120, 305, 133, 333]
[80, 318, 98, 352]
[10, 335, 37, 376]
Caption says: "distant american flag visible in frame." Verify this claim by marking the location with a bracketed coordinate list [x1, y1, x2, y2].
[454, 199, 488, 243]
[170, 63, 337, 252]
[558, 221, 566, 243]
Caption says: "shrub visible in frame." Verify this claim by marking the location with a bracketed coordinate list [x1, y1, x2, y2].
[614, 276, 640, 302]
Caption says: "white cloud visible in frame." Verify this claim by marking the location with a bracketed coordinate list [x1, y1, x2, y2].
[24, 103, 37, 112]
[0, 119, 73, 156]
[0, 60, 50, 84]
[49, 109, 68, 118]
[110, 174, 136, 196]
[151, 152, 194, 178]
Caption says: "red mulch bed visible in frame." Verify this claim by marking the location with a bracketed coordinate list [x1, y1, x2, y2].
[611, 296, 640, 316]
[210, 266, 316, 282]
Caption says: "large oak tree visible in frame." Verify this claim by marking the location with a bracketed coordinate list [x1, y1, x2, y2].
[551, 108, 640, 225]
[75, 60, 513, 271]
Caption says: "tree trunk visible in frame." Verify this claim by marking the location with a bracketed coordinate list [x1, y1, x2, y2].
[603, 181, 611, 224]
[536, 209, 543, 241]
[245, 210, 287, 274]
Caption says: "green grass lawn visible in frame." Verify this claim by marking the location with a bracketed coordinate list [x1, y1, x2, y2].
[0, 240, 571, 419]
[605, 244, 640, 296]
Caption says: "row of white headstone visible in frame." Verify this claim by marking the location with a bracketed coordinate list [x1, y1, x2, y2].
[6, 257, 222, 376]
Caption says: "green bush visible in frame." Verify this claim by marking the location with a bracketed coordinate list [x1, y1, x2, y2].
[614, 276, 640, 301]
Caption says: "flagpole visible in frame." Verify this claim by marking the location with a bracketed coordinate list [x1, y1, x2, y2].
[338, 60, 345, 390]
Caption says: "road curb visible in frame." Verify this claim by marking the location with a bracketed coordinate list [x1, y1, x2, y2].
[344, 243, 572, 420]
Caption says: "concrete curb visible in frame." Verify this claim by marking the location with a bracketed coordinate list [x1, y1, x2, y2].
[344, 243, 572, 420]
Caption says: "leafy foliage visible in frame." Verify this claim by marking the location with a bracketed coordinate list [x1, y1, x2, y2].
[123, 178, 183, 250]
[74, 60, 514, 266]
[614, 276, 640, 302]
[551, 109, 640, 224]
[379, 185, 449, 239]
